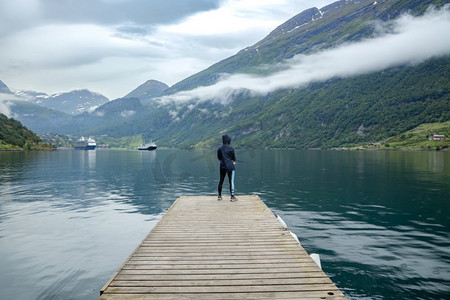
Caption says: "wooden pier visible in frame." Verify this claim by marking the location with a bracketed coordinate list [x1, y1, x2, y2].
[100, 195, 346, 299]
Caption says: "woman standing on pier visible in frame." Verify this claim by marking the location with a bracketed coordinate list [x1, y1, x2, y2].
[217, 134, 237, 201]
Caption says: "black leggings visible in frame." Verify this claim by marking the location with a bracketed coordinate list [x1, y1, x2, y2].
[218, 171, 235, 196]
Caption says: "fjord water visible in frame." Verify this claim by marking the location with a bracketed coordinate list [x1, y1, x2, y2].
[0, 150, 449, 299]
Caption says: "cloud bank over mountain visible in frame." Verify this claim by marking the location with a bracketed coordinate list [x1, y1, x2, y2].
[159, 6, 450, 105]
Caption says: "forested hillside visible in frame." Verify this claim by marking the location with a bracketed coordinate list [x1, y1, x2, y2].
[0, 113, 54, 150]
[226, 57, 450, 149]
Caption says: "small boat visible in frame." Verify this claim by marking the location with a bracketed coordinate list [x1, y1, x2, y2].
[138, 141, 157, 151]
[75, 137, 96, 150]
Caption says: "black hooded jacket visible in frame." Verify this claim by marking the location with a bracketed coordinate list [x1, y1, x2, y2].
[217, 135, 236, 173]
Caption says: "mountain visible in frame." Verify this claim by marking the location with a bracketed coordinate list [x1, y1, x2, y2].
[0, 80, 13, 94]
[0, 113, 54, 150]
[166, 0, 443, 94]
[145, 0, 450, 148]
[4, 0, 450, 149]
[152, 57, 449, 149]
[29, 89, 109, 115]
[82, 97, 148, 136]
[124, 80, 169, 101]
[0, 81, 73, 134]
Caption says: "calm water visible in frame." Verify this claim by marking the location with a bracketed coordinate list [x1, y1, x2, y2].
[0, 149, 449, 299]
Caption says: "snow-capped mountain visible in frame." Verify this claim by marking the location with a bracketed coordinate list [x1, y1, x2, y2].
[27, 89, 110, 115]
[0, 79, 110, 116]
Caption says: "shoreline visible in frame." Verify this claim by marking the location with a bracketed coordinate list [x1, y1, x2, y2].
[0, 148, 24, 151]
[2, 146, 449, 152]
[0, 148, 56, 152]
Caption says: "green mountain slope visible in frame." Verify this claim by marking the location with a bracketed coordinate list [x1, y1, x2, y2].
[232, 57, 450, 149]
[0, 113, 54, 150]
[381, 121, 450, 150]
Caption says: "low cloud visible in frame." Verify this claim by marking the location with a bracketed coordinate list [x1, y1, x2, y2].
[158, 5, 450, 105]
[120, 110, 136, 118]
[94, 111, 105, 117]
[0, 93, 25, 117]
[0, 100, 11, 117]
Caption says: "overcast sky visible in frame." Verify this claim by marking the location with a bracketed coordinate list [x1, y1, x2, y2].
[0, 0, 331, 99]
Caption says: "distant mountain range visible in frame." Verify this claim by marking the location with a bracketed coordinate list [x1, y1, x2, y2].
[0, 78, 169, 116]
[31, 89, 109, 115]
[1, 0, 449, 149]
[10, 87, 109, 115]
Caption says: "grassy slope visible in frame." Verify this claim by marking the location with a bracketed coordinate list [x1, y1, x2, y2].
[379, 121, 450, 150]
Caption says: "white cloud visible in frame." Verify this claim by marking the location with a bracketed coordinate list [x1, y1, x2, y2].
[94, 111, 105, 117]
[158, 6, 450, 105]
[120, 110, 136, 117]
[0, 100, 11, 117]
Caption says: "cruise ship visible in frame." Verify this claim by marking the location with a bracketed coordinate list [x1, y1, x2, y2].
[75, 137, 96, 150]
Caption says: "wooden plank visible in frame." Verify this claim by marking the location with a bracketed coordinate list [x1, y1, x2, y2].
[133, 250, 308, 256]
[103, 283, 340, 293]
[114, 273, 327, 281]
[101, 292, 346, 300]
[109, 278, 333, 287]
[128, 258, 313, 264]
[100, 195, 346, 299]
[141, 236, 296, 242]
[131, 253, 309, 258]
[137, 245, 303, 251]
[139, 242, 301, 247]
[121, 262, 318, 270]
[132, 251, 309, 257]
[118, 267, 327, 275]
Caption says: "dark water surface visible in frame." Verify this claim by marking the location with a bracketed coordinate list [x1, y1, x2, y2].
[0, 149, 449, 299]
